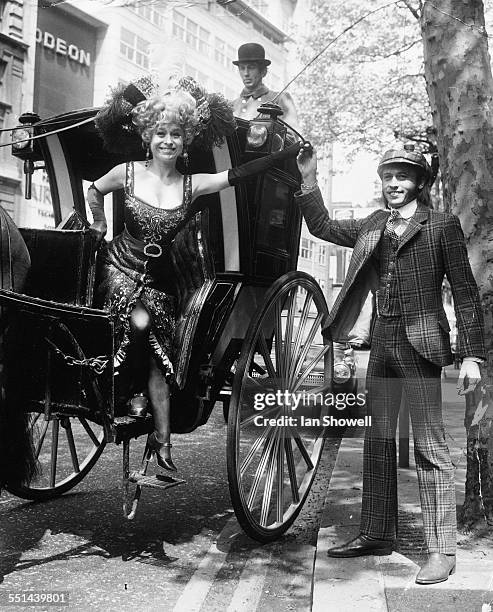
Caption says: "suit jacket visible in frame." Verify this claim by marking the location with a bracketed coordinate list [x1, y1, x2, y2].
[296, 187, 485, 367]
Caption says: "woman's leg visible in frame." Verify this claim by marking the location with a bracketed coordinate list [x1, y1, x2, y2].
[148, 356, 172, 461]
[128, 301, 174, 468]
[128, 301, 151, 393]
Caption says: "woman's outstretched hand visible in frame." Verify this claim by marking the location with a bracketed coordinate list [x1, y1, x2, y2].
[296, 142, 317, 186]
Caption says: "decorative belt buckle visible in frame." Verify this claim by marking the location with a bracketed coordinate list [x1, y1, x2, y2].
[143, 242, 163, 258]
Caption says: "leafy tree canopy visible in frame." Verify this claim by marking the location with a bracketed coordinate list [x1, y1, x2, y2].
[292, 0, 492, 160]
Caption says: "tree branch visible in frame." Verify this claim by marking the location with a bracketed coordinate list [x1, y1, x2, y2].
[399, 0, 421, 20]
[390, 72, 425, 82]
[352, 39, 421, 63]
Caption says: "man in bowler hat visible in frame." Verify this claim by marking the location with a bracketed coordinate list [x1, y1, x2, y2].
[232, 42, 299, 129]
[295, 144, 485, 585]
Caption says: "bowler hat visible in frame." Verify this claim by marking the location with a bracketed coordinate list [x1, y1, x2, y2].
[233, 43, 271, 66]
[377, 145, 431, 180]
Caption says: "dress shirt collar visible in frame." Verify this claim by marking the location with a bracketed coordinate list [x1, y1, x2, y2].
[389, 199, 417, 220]
[240, 84, 270, 99]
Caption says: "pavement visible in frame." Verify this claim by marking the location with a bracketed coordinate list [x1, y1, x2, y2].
[312, 365, 493, 612]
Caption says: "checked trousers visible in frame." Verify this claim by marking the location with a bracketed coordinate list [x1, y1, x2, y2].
[360, 316, 456, 554]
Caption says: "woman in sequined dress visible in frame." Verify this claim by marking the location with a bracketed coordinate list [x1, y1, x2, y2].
[88, 85, 300, 472]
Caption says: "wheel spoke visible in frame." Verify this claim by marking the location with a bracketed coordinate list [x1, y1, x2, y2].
[246, 427, 277, 509]
[256, 334, 277, 381]
[274, 301, 284, 384]
[78, 417, 100, 446]
[260, 430, 281, 527]
[283, 289, 297, 386]
[49, 419, 60, 488]
[276, 426, 285, 524]
[288, 292, 314, 382]
[287, 425, 314, 470]
[288, 312, 324, 388]
[34, 419, 49, 459]
[240, 424, 273, 477]
[240, 403, 277, 428]
[291, 292, 313, 353]
[30, 413, 41, 428]
[64, 419, 80, 474]
[291, 343, 331, 394]
[284, 438, 299, 503]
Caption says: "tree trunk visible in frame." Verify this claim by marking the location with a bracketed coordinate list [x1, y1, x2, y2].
[420, 0, 493, 529]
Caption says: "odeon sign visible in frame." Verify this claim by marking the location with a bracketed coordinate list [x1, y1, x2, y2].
[35, 29, 91, 67]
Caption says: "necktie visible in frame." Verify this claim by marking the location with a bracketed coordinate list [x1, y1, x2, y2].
[385, 208, 400, 238]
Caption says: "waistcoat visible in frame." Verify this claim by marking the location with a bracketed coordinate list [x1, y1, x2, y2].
[376, 231, 401, 316]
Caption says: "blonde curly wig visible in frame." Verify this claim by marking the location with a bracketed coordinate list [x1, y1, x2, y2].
[131, 90, 199, 145]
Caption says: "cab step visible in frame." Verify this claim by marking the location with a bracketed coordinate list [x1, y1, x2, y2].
[129, 471, 186, 490]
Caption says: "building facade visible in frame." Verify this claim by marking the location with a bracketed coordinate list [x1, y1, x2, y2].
[17, 0, 298, 227]
[0, 0, 37, 225]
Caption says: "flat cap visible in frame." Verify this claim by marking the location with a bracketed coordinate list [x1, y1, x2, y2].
[377, 146, 431, 179]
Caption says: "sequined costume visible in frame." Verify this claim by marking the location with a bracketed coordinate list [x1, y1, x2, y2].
[95, 162, 192, 379]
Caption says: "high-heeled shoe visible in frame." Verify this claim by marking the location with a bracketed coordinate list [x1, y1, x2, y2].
[147, 431, 177, 472]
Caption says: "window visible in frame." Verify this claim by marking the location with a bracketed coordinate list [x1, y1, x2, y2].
[198, 27, 210, 55]
[172, 10, 186, 40]
[214, 38, 236, 71]
[215, 37, 227, 66]
[300, 237, 314, 259]
[120, 28, 150, 69]
[173, 11, 210, 56]
[130, 4, 165, 27]
[186, 19, 198, 47]
[227, 43, 236, 71]
[318, 245, 326, 265]
[0, 58, 8, 102]
[186, 20, 210, 55]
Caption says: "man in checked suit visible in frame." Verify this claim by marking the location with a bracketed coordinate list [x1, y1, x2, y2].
[295, 144, 485, 584]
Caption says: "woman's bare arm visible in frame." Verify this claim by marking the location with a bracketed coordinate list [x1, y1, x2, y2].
[93, 163, 126, 195]
[192, 171, 231, 200]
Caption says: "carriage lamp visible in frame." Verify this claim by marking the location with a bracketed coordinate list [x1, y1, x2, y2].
[11, 112, 40, 160]
[245, 103, 287, 155]
[11, 112, 40, 199]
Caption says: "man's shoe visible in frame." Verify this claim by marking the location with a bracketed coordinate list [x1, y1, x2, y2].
[415, 553, 456, 584]
[327, 534, 393, 558]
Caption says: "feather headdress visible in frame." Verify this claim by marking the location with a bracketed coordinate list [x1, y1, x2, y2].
[95, 41, 235, 154]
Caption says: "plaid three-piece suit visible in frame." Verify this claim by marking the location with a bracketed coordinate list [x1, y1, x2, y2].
[296, 187, 485, 554]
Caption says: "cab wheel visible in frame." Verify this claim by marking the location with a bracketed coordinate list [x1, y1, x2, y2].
[227, 272, 331, 542]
